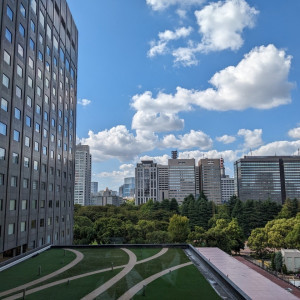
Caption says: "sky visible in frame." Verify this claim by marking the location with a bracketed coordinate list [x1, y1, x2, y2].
[68, 0, 300, 192]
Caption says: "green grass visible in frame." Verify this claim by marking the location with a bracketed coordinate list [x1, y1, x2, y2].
[130, 248, 161, 261]
[133, 264, 220, 300]
[98, 248, 190, 299]
[0, 249, 76, 293]
[25, 269, 122, 300]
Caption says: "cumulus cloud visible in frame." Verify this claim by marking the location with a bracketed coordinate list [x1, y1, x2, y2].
[195, 0, 259, 52]
[97, 164, 135, 179]
[250, 140, 300, 156]
[133, 44, 293, 123]
[146, 0, 205, 11]
[216, 134, 236, 144]
[148, 27, 193, 57]
[78, 99, 91, 106]
[238, 129, 263, 149]
[139, 154, 170, 165]
[160, 130, 213, 149]
[288, 127, 300, 139]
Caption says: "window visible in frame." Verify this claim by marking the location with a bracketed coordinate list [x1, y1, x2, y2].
[39, 11, 44, 27]
[31, 220, 36, 229]
[31, 0, 37, 14]
[33, 160, 38, 170]
[11, 176, 17, 187]
[26, 96, 32, 107]
[40, 200, 45, 208]
[60, 48, 64, 62]
[51, 134, 55, 142]
[36, 104, 41, 114]
[12, 152, 19, 164]
[41, 182, 45, 190]
[53, 36, 58, 50]
[28, 76, 33, 88]
[39, 33, 43, 45]
[33, 180, 38, 189]
[22, 200, 27, 210]
[48, 183, 53, 191]
[0, 122, 7, 135]
[19, 23, 25, 37]
[35, 122, 40, 132]
[0, 199, 3, 210]
[28, 57, 34, 69]
[25, 136, 30, 147]
[50, 150, 54, 158]
[21, 222, 26, 232]
[44, 95, 49, 104]
[53, 72, 57, 81]
[5, 28, 12, 42]
[37, 86, 41, 96]
[24, 157, 29, 168]
[26, 115, 31, 127]
[47, 217, 52, 226]
[20, 4, 26, 17]
[0, 148, 5, 160]
[7, 5, 13, 21]
[58, 139, 61, 147]
[29, 38, 35, 50]
[51, 118, 55, 127]
[57, 154, 61, 161]
[48, 200, 52, 208]
[46, 46, 51, 56]
[14, 108, 21, 119]
[4, 50, 11, 65]
[66, 59, 70, 71]
[34, 141, 39, 152]
[40, 219, 45, 227]
[16, 86, 22, 98]
[58, 125, 62, 132]
[13, 130, 20, 142]
[18, 44, 24, 57]
[43, 128, 48, 138]
[23, 178, 29, 188]
[38, 51, 43, 61]
[38, 68, 42, 79]
[64, 143, 67, 151]
[2, 74, 9, 88]
[30, 20, 35, 32]
[58, 110, 62, 118]
[8, 224, 15, 235]
[52, 87, 56, 96]
[46, 62, 50, 71]
[45, 78, 49, 87]
[42, 164, 46, 173]
[51, 103, 56, 111]
[42, 146, 47, 155]
[53, 57, 57, 66]
[17, 65, 23, 77]
[1, 98, 8, 112]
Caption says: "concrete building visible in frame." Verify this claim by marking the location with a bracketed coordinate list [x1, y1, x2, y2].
[90, 188, 122, 206]
[120, 177, 135, 198]
[198, 159, 222, 204]
[74, 144, 91, 206]
[91, 182, 98, 195]
[281, 249, 300, 273]
[158, 164, 169, 202]
[168, 158, 196, 204]
[135, 160, 158, 205]
[234, 156, 300, 204]
[221, 176, 235, 202]
[0, 0, 78, 257]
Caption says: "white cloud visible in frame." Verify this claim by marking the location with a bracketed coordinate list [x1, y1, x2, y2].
[78, 99, 92, 106]
[161, 130, 213, 150]
[238, 129, 263, 149]
[288, 127, 300, 139]
[195, 0, 259, 52]
[216, 134, 236, 144]
[139, 154, 170, 165]
[134, 45, 293, 117]
[176, 9, 187, 19]
[250, 140, 300, 156]
[173, 45, 199, 66]
[146, 0, 205, 11]
[97, 164, 135, 179]
[148, 27, 193, 58]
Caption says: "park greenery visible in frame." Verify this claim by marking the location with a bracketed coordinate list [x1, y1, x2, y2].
[74, 195, 299, 256]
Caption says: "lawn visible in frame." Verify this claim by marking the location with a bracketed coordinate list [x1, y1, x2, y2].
[0, 249, 76, 293]
[129, 248, 161, 261]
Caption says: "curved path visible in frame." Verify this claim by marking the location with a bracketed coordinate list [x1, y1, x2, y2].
[118, 261, 193, 300]
[3, 247, 170, 300]
[0, 249, 84, 299]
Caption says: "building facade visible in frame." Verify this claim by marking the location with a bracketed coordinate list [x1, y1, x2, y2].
[198, 159, 222, 204]
[91, 181, 98, 195]
[221, 176, 235, 202]
[90, 188, 122, 206]
[157, 164, 169, 202]
[135, 160, 158, 205]
[74, 144, 91, 206]
[121, 177, 135, 198]
[234, 156, 300, 204]
[0, 0, 78, 257]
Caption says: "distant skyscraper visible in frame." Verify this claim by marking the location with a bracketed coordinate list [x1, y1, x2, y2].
[74, 144, 91, 206]
[135, 161, 158, 205]
[123, 177, 135, 198]
[221, 176, 235, 202]
[91, 182, 98, 195]
[0, 0, 78, 257]
[158, 164, 169, 201]
[198, 159, 222, 204]
[235, 156, 300, 204]
[168, 158, 196, 204]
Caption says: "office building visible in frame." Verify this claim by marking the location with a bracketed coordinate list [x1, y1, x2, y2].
[158, 164, 169, 201]
[74, 144, 91, 206]
[119, 177, 135, 198]
[91, 181, 98, 195]
[234, 156, 300, 204]
[168, 158, 196, 204]
[221, 176, 235, 202]
[198, 159, 222, 204]
[90, 188, 122, 206]
[0, 0, 78, 257]
[135, 160, 158, 205]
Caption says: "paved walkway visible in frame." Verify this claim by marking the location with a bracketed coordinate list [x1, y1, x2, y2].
[136, 248, 168, 265]
[235, 256, 300, 299]
[118, 262, 193, 300]
[0, 249, 84, 299]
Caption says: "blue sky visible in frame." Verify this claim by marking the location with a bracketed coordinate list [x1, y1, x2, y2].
[68, 0, 300, 192]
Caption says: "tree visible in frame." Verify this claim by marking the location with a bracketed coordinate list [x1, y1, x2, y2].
[248, 228, 268, 258]
[224, 218, 245, 254]
[168, 214, 190, 243]
[160, 199, 170, 211]
[146, 231, 171, 243]
[274, 251, 283, 272]
[170, 198, 179, 213]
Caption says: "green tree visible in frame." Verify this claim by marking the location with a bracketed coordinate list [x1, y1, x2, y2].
[274, 251, 283, 272]
[248, 228, 268, 258]
[168, 214, 190, 243]
[170, 198, 179, 213]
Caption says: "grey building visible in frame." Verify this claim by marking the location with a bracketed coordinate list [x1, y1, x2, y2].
[168, 158, 196, 204]
[74, 144, 91, 206]
[158, 164, 169, 202]
[234, 156, 300, 204]
[120, 177, 135, 198]
[0, 0, 78, 257]
[221, 176, 235, 202]
[90, 188, 122, 206]
[91, 181, 98, 195]
[198, 158, 222, 204]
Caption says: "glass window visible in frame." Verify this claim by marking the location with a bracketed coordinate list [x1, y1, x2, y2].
[29, 38, 35, 50]
[26, 115, 31, 127]
[38, 51, 43, 61]
[8, 224, 15, 235]
[27, 96, 32, 107]
[13, 130, 20, 142]
[4, 50, 11, 65]
[28, 76, 33, 88]
[28, 57, 34, 69]
[5, 28, 12, 42]
[1, 98, 8, 111]
[59, 48, 64, 62]
[39, 33, 43, 45]
[44, 111, 48, 121]
[25, 136, 30, 147]
[53, 57, 57, 66]
[51, 134, 55, 142]
[20, 4, 26, 17]
[0, 122, 7, 135]
[45, 78, 49, 88]
[22, 200, 27, 210]
[37, 86, 41, 96]
[23, 178, 29, 188]
[16, 86, 22, 98]
[51, 118, 55, 127]
[46, 46, 51, 56]
[17, 65, 23, 77]
[30, 20, 35, 32]
[34, 141, 39, 151]
[33, 180, 38, 190]
[46, 62, 50, 71]
[31, 219, 37, 228]
[0, 173, 4, 185]
[38, 68, 42, 79]
[53, 72, 57, 81]
[24, 157, 29, 168]
[33, 160, 38, 170]
[66, 59, 70, 71]
[19, 23, 25, 37]
[31, 0, 37, 14]
[39, 11, 44, 27]
[2, 74, 9, 88]
[42, 146, 47, 155]
[0, 148, 5, 160]
[52, 87, 56, 96]
[47, 24, 51, 39]
[7, 5, 13, 21]
[21, 221, 26, 232]
[45, 95, 49, 104]
[9, 199, 16, 210]
[58, 125, 62, 132]
[53, 36, 58, 50]
[58, 110, 62, 118]
[36, 104, 41, 114]
[11, 176, 17, 187]
[35, 122, 40, 133]
[18, 44, 24, 57]
[12, 152, 19, 164]
[51, 103, 55, 111]
[43, 127, 48, 137]
[14, 108, 21, 119]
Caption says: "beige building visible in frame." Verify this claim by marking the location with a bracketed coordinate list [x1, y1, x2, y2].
[281, 249, 300, 273]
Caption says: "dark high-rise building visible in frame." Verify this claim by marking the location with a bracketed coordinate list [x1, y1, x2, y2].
[234, 156, 300, 204]
[0, 0, 78, 257]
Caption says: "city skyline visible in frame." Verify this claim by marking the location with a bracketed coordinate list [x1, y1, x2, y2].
[68, 0, 300, 191]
